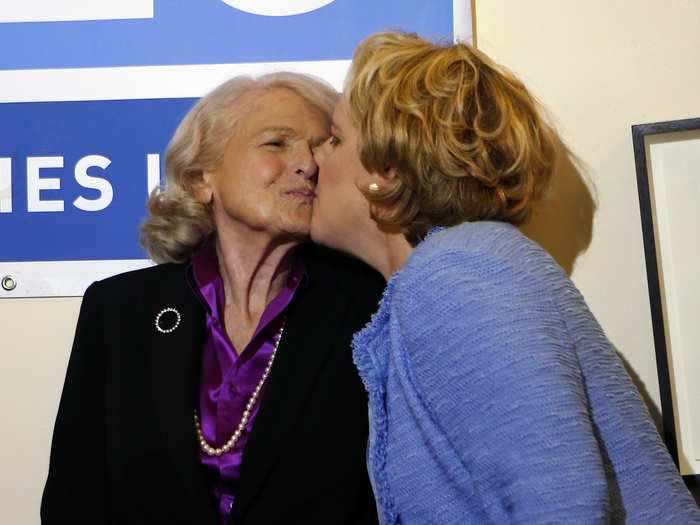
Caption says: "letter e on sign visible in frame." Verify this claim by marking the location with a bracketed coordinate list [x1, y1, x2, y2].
[27, 156, 64, 212]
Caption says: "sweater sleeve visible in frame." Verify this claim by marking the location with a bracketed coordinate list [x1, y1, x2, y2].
[41, 281, 109, 524]
[393, 248, 612, 524]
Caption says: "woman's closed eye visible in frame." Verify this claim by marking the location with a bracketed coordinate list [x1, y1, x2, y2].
[263, 139, 286, 148]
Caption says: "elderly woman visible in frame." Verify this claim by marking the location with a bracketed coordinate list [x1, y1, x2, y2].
[310, 31, 700, 524]
[41, 73, 383, 524]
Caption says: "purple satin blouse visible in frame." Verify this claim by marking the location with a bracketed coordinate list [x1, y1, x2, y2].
[187, 242, 308, 521]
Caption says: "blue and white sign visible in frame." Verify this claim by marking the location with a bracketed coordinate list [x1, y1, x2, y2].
[0, 0, 472, 297]
[0, 98, 196, 260]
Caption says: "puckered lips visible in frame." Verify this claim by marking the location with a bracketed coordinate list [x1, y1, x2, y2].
[285, 186, 316, 203]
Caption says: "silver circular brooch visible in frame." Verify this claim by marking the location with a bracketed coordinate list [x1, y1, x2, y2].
[155, 307, 181, 334]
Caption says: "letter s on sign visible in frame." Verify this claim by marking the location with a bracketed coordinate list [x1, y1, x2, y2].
[73, 155, 114, 212]
[219, 0, 335, 16]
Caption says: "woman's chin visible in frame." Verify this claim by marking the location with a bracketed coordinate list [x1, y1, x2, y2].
[309, 221, 327, 246]
[310, 218, 338, 250]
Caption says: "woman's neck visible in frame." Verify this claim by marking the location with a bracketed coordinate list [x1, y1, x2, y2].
[355, 226, 414, 282]
[214, 230, 297, 323]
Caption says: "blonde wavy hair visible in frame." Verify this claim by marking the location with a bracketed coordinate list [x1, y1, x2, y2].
[345, 31, 558, 245]
[139, 72, 338, 263]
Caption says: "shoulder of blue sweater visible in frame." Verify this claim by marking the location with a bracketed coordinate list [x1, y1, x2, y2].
[421, 220, 519, 248]
[405, 221, 552, 274]
[391, 221, 570, 312]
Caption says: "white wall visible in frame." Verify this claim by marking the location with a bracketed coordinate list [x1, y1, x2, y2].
[0, 298, 80, 524]
[478, 0, 700, 417]
[2, 1, 699, 522]
[476, 0, 700, 502]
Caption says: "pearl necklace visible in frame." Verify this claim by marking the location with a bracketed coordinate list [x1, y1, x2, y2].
[194, 320, 285, 457]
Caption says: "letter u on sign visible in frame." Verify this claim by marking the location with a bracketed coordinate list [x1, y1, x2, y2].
[219, 0, 335, 16]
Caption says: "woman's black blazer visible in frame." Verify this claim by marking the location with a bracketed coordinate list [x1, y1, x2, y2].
[41, 245, 384, 524]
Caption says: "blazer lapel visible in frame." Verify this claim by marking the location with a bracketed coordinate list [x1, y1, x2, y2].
[231, 278, 337, 519]
[147, 265, 220, 523]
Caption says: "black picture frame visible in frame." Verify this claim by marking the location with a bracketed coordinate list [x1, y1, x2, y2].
[633, 116, 700, 483]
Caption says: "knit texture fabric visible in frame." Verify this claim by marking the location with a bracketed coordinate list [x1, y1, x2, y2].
[354, 221, 700, 524]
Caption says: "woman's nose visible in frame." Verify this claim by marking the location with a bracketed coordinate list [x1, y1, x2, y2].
[296, 145, 318, 177]
[313, 141, 327, 166]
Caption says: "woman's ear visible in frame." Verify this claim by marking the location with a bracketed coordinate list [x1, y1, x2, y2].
[193, 172, 214, 204]
[366, 169, 395, 192]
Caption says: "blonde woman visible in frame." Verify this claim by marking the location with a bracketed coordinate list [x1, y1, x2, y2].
[42, 73, 382, 525]
[311, 31, 700, 524]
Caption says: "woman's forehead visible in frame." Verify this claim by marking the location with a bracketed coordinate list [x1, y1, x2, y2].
[238, 89, 329, 135]
[332, 99, 351, 128]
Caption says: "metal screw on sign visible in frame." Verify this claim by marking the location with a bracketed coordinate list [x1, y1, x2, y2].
[2, 275, 17, 291]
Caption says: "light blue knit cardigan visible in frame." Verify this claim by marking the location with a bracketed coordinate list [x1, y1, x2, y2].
[353, 221, 700, 524]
